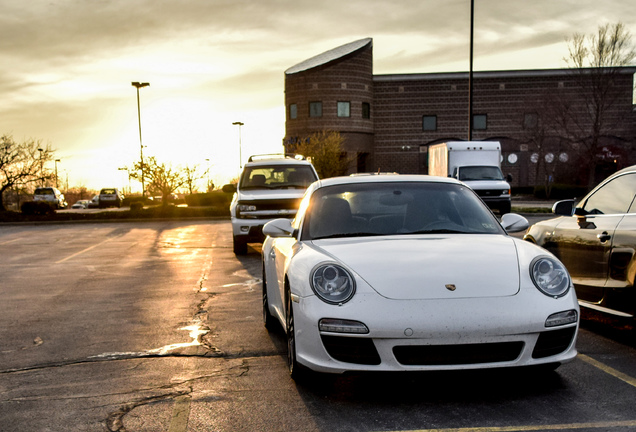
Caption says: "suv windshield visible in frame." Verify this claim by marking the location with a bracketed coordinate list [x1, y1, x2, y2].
[35, 188, 54, 195]
[239, 165, 317, 190]
[457, 166, 504, 181]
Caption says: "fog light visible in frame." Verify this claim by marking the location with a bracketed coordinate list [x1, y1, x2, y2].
[319, 318, 369, 334]
[240, 226, 249, 233]
[545, 310, 578, 327]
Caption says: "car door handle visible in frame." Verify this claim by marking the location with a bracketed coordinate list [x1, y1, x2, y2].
[597, 232, 611, 243]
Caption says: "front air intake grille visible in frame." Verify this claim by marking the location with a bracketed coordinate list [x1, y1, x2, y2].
[393, 342, 524, 366]
[320, 335, 381, 365]
[475, 189, 505, 197]
[532, 327, 576, 359]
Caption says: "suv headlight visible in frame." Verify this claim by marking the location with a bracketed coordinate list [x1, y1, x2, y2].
[236, 203, 257, 218]
[311, 264, 355, 304]
[530, 257, 570, 298]
[237, 204, 257, 212]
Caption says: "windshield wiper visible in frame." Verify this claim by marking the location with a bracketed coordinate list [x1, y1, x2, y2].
[312, 232, 384, 240]
[409, 229, 468, 234]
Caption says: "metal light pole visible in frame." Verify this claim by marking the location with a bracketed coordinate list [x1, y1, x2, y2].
[205, 158, 210, 192]
[118, 167, 131, 194]
[232, 121, 244, 168]
[132, 82, 150, 196]
[468, 0, 474, 141]
[55, 159, 61, 188]
[37, 148, 44, 186]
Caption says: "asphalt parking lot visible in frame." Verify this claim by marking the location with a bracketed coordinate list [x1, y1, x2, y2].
[0, 220, 635, 431]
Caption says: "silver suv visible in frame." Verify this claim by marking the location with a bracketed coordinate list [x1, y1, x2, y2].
[98, 188, 124, 208]
[33, 187, 67, 209]
[225, 154, 318, 254]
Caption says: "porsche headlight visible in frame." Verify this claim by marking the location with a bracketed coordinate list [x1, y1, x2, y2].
[530, 257, 570, 298]
[311, 264, 355, 304]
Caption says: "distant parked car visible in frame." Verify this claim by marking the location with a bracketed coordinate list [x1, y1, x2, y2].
[98, 188, 124, 208]
[71, 199, 91, 209]
[88, 195, 100, 208]
[524, 165, 636, 322]
[33, 187, 67, 209]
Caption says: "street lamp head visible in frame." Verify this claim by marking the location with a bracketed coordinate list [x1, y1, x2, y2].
[232, 121, 244, 126]
[132, 82, 150, 89]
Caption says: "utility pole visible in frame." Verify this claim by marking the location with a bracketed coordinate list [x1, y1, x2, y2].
[468, 0, 474, 141]
[232, 121, 244, 168]
[132, 82, 150, 196]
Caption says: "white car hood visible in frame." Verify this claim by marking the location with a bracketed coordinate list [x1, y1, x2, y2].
[238, 188, 306, 201]
[311, 235, 520, 300]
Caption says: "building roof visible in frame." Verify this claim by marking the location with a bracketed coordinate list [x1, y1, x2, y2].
[285, 38, 372, 75]
[374, 66, 636, 82]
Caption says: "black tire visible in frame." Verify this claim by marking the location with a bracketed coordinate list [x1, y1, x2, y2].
[233, 236, 247, 255]
[286, 290, 307, 381]
[262, 264, 276, 330]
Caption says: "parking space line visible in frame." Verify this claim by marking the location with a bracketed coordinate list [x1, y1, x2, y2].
[578, 353, 636, 388]
[168, 395, 191, 432]
[0, 238, 21, 245]
[55, 236, 118, 264]
[375, 420, 636, 431]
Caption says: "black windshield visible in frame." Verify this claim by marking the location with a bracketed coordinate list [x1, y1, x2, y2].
[303, 182, 503, 240]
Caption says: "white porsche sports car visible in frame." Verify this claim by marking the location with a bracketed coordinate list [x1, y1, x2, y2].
[261, 175, 579, 380]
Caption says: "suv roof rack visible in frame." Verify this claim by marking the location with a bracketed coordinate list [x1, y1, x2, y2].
[247, 153, 307, 162]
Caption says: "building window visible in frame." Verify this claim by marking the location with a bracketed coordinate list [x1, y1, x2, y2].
[472, 114, 487, 130]
[309, 101, 322, 118]
[422, 115, 437, 131]
[362, 102, 371, 119]
[337, 101, 350, 118]
[289, 104, 297, 120]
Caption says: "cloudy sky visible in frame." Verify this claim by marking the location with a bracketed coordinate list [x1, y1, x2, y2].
[1, 0, 635, 192]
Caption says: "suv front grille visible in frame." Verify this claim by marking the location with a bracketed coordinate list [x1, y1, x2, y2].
[237, 198, 302, 219]
[475, 189, 506, 197]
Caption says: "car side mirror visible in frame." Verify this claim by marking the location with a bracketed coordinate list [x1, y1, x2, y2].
[500, 213, 529, 233]
[263, 218, 294, 238]
[506, 174, 513, 182]
[552, 199, 575, 216]
[573, 207, 589, 217]
[222, 184, 237, 194]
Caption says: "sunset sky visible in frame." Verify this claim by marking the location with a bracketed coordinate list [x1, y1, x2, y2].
[1, 0, 635, 192]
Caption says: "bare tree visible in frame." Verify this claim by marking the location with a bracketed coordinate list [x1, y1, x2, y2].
[182, 164, 209, 195]
[0, 135, 54, 211]
[130, 157, 189, 206]
[289, 130, 351, 178]
[564, 22, 636, 187]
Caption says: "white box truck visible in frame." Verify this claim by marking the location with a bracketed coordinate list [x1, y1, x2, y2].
[428, 141, 512, 214]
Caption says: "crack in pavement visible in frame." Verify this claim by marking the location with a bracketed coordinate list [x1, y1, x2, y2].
[105, 388, 192, 432]
[104, 361, 251, 431]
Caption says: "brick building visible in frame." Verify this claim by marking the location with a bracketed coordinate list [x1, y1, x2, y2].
[284, 38, 636, 189]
